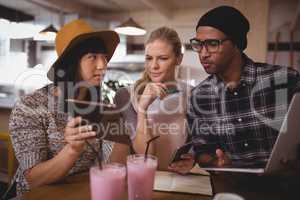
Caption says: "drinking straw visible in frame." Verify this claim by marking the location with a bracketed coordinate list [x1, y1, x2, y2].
[129, 141, 136, 155]
[144, 135, 160, 162]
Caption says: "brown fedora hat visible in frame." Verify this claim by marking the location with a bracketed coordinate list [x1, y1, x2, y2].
[47, 19, 120, 81]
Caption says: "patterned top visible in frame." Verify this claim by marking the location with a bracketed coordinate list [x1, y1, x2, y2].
[188, 54, 300, 166]
[9, 84, 113, 195]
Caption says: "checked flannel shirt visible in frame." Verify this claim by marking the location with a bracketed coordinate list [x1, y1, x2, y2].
[187, 54, 300, 166]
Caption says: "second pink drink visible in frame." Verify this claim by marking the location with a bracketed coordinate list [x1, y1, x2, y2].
[127, 154, 158, 200]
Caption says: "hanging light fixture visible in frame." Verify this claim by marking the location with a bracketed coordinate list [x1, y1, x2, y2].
[114, 18, 146, 36]
[34, 24, 58, 41]
[40, 24, 58, 34]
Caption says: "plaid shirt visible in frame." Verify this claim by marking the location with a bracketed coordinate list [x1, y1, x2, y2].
[188, 54, 300, 166]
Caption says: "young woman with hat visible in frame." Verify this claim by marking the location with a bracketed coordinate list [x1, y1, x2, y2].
[8, 19, 119, 195]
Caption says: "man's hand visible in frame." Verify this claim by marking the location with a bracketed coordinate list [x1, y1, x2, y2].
[215, 149, 231, 167]
[275, 158, 300, 176]
[198, 149, 231, 167]
[168, 154, 195, 174]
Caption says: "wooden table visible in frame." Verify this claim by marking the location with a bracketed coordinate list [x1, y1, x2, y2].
[19, 173, 212, 200]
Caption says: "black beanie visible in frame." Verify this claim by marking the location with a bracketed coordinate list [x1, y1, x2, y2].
[196, 6, 250, 51]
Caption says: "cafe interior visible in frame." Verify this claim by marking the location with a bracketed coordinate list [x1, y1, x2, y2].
[0, 0, 300, 199]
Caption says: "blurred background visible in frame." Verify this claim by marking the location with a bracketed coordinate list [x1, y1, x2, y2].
[0, 0, 299, 192]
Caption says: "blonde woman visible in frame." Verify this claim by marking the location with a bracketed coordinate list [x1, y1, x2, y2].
[112, 27, 194, 173]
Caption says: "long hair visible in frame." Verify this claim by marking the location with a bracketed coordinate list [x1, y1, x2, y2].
[134, 26, 183, 97]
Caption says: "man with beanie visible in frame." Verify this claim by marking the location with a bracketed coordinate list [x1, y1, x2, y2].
[187, 6, 300, 199]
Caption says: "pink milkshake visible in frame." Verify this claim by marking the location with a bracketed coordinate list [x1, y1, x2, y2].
[90, 163, 126, 200]
[127, 154, 158, 200]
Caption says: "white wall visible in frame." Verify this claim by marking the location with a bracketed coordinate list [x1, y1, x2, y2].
[267, 0, 300, 70]
[268, 0, 300, 42]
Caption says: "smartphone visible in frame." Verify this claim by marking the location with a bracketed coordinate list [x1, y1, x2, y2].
[65, 98, 116, 124]
[169, 142, 193, 164]
[65, 99, 130, 144]
[166, 87, 180, 94]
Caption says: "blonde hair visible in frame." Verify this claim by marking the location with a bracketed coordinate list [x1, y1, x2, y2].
[134, 26, 182, 96]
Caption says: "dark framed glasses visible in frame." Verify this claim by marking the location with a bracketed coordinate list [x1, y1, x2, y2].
[189, 38, 230, 53]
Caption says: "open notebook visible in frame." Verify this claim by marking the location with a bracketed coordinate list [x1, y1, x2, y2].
[154, 170, 212, 196]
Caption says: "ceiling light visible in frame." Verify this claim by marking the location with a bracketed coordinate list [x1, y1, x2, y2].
[39, 24, 58, 34]
[34, 24, 58, 41]
[114, 18, 146, 36]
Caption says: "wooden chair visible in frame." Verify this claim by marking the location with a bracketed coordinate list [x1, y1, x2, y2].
[0, 132, 16, 182]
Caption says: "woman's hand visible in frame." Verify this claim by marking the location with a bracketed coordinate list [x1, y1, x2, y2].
[138, 83, 167, 112]
[64, 116, 96, 155]
[24, 116, 97, 188]
[168, 154, 195, 174]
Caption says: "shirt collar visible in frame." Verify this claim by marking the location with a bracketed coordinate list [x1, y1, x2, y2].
[210, 53, 257, 86]
[240, 54, 257, 85]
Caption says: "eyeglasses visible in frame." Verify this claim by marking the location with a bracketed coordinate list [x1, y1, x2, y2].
[189, 38, 230, 53]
